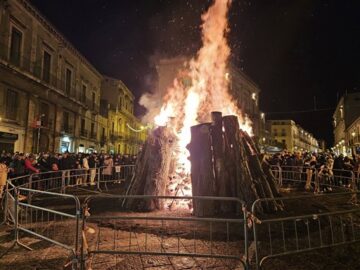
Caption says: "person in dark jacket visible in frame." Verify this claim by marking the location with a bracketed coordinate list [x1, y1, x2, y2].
[60, 152, 75, 186]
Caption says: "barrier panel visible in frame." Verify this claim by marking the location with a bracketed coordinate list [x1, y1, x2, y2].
[3, 166, 360, 270]
[97, 165, 135, 191]
[15, 187, 81, 264]
[270, 165, 357, 195]
[251, 192, 360, 269]
[81, 195, 249, 270]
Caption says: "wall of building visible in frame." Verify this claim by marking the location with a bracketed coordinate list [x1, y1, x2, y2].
[0, 0, 103, 153]
[101, 76, 146, 155]
[267, 120, 319, 153]
[333, 93, 360, 156]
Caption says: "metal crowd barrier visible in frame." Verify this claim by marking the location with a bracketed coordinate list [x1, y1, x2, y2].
[270, 165, 358, 196]
[81, 195, 249, 270]
[250, 192, 360, 269]
[3, 165, 360, 270]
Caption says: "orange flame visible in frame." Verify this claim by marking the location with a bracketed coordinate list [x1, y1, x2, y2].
[155, 0, 252, 185]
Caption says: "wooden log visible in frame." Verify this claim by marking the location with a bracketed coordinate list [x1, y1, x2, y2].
[125, 126, 176, 211]
[240, 130, 283, 211]
[210, 112, 230, 212]
[222, 116, 260, 212]
[188, 123, 216, 217]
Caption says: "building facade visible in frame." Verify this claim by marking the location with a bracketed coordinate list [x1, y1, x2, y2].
[226, 63, 263, 141]
[333, 92, 360, 156]
[101, 76, 146, 155]
[267, 120, 319, 153]
[0, 0, 107, 153]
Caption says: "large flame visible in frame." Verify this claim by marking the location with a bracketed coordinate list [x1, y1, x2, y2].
[154, 0, 252, 203]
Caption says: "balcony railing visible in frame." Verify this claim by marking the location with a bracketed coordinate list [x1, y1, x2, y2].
[85, 98, 100, 113]
[80, 129, 88, 138]
[0, 41, 81, 102]
[90, 132, 97, 140]
[61, 125, 74, 134]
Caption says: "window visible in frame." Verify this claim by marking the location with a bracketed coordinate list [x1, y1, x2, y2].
[119, 96, 123, 108]
[281, 129, 286, 136]
[92, 92, 96, 110]
[42, 51, 51, 83]
[118, 118, 122, 132]
[63, 111, 69, 132]
[5, 89, 18, 120]
[82, 85, 86, 103]
[112, 122, 115, 134]
[81, 118, 85, 133]
[10, 27, 22, 66]
[65, 68, 72, 95]
[40, 103, 49, 127]
[90, 122, 95, 138]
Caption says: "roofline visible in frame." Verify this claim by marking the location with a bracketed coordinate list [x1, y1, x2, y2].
[228, 62, 261, 91]
[267, 119, 318, 141]
[19, 0, 102, 78]
[102, 75, 135, 99]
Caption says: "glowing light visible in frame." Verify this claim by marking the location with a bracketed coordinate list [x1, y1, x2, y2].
[152, 0, 253, 209]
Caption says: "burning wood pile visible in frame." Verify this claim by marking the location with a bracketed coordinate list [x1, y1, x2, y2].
[126, 0, 283, 215]
[125, 111, 282, 216]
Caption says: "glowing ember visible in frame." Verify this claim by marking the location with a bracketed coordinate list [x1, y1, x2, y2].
[153, 0, 252, 207]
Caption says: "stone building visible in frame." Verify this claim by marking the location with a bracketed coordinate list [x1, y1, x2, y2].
[0, 0, 104, 153]
[101, 76, 146, 155]
[267, 120, 319, 153]
[333, 92, 360, 156]
[226, 63, 263, 141]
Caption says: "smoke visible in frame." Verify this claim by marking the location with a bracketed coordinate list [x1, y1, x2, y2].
[139, 91, 161, 124]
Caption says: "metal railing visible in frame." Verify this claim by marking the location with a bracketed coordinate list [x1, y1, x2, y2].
[1, 179, 82, 269]
[270, 165, 358, 195]
[251, 192, 360, 269]
[3, 165, 360, 269]
[81, 195, 248, 270]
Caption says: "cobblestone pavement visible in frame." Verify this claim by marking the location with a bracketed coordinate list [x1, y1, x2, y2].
[84, 223, 244, 270]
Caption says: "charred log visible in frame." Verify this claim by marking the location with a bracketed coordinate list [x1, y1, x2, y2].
[125, 126, 176, 211]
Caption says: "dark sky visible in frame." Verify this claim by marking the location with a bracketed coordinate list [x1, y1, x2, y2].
[30, 0, 360, 146]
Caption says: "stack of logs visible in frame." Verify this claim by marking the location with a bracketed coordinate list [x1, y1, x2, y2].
[189, 112, 282, 216]
[125, 112, 282, 216]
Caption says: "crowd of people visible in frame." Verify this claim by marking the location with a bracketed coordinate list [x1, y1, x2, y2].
[266, 151, 360, 192]
[0, 151, 138, 198]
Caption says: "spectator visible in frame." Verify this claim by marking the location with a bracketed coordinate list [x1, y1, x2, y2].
[0, 158, 8, 198]
[102, 155, 114, 181]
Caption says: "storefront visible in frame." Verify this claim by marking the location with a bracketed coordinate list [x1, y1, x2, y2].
[0, 132, 18, 152]
[0, 124, 25, 153]
[59, 135, 73, 153]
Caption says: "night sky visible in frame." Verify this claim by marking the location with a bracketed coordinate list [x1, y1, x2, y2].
[30, 0, 360, 146]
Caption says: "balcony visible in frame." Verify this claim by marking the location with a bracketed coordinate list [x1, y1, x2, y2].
[32, 64, 58, 88]
[80, 129, 88, 138]
[90, 132, 97, 140]
[0, 41, 31, 72]
[61, 125, 74, 135]
[100, 135, 107, 146]
[85, 98, 100, 113]
[110, 132, 122, 142]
